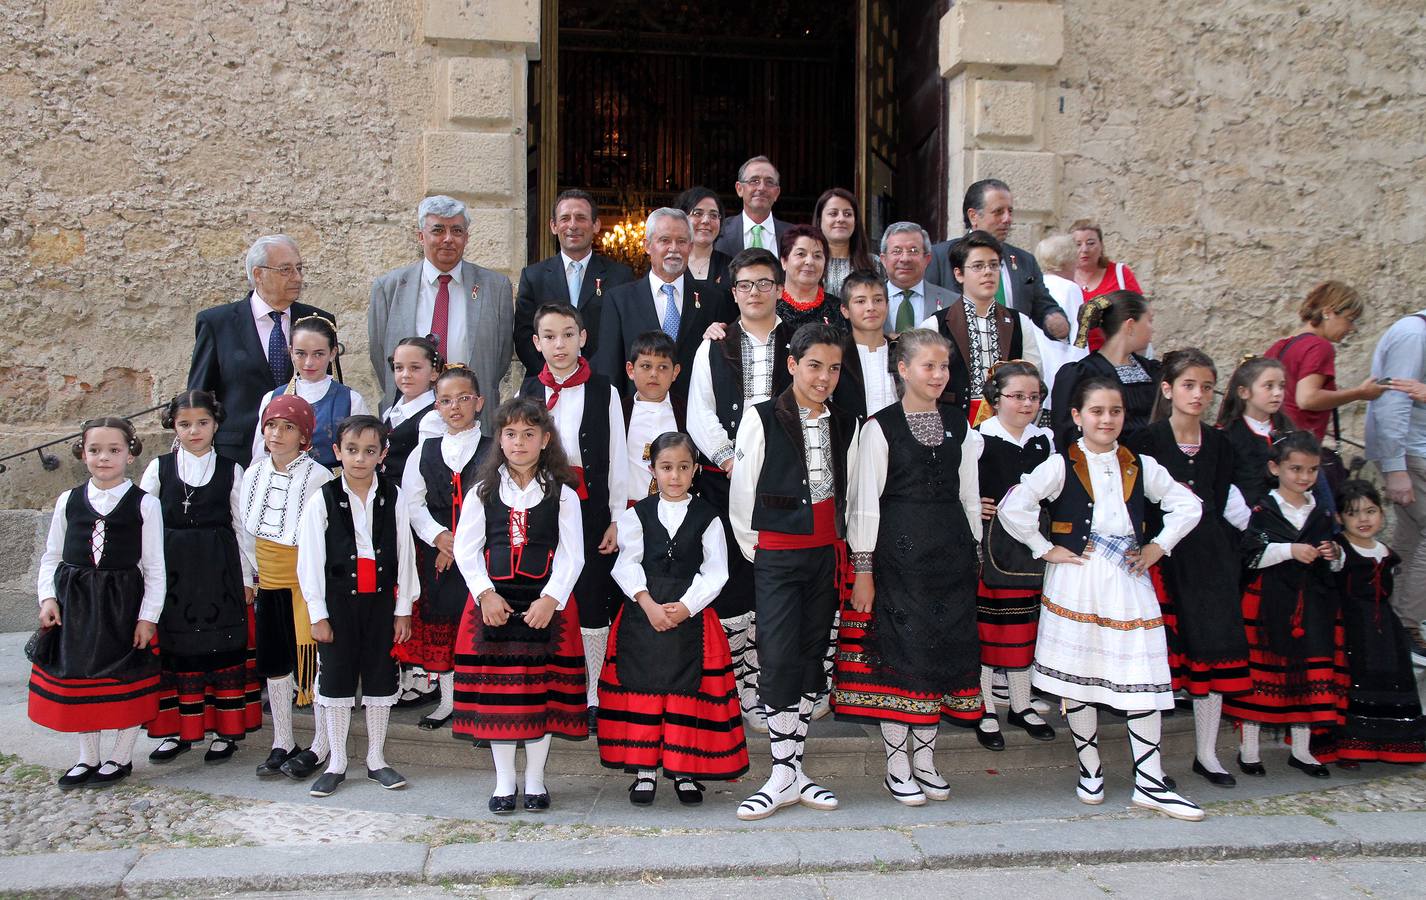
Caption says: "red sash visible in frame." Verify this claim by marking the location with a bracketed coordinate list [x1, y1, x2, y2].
[569, 466, 590, 501]
[756, 499, 852, 602]
[357, 557, 377, 593]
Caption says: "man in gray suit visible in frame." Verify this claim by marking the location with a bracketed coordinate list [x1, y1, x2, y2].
[368, 195, 514, 436]
[879, 221, 957, 334]
[713, 156, 793, 257]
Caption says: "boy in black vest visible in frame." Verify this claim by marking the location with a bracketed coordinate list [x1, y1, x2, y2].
[689, 248, 793, 733]
[728, 322, 859, 821]
[520, 302, 627, 733]
[623, 330, 687, 506]
[296, 415, 419, 798]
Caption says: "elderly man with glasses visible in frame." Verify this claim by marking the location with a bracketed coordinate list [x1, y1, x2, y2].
[187, 234, 334, 467]
[714, 156, 794, 257]
[880, 221, 959, 335]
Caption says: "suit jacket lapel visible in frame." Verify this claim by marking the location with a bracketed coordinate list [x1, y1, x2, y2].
[236, 293, 266, 366]
[396, 264, 422, 351]
[461, 261, 484, 363]
[578, 255, 606, 307]
[675, 274, 703, 356]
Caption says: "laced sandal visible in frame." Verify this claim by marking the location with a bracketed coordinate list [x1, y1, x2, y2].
[1128, 712, 1203, 821]
[737, 709, 801, 821]
[1067, 708, 1104, 805]
[909, 728, 950, 801]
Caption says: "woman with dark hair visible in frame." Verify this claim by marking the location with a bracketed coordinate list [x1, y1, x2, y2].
[1049, 291, 1160, 447]
[778, 224, 845, 331]
[675, 187, 732, 286]
[815, 188, 882, 297]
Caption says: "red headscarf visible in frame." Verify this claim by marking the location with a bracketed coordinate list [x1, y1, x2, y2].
[261, 395, 317, 450]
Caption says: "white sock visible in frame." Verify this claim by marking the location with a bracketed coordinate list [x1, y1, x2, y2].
[581, 627, 608, 707]
[1066, 703, 1101, 781]
[310, 702, 330, 758]
[880, 721, 913, 784]
[1240, 721, 1261, 764]
[324, 705, 351, 775]
[365, 705, 391, 771]
[745, 617, 761, 697]
[491, 742, 518, 796]
[1193, 693, 1228, 774]
[762, 705, 801, 795]
[909, 725, 948, 787]
[822, 613, 839, 695]
[108, 726, 141, 766]
[1126, 710, 1168, 789]
[267, 676, 295, 752]
[431, 672, 455, 721]
[78, 732, 101, 767]
[1007, 668, 1045, 725]
[722, 613, 755, 711]
[979, 666, 999, 732]
[524, 734, 552, 795]
[1290, 725, 1320, 765]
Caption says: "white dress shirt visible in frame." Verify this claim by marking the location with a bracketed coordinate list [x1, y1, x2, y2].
[537, 370, 628, 523]
[611, 495, 729, 615]
[140, 448, 254, 584]
[887, 280, 928, 329]
[561, 250, 593, 307]
[996, 440, 1202, 560]
[238, 454, 334, 549]
[251, 376, 371, 462]
[848, 412, 984, 563]
[402, 427, 484, 546]
[250, 291, 289, 352]
[688, 320, 780, 466]
[453, 466, 585, 609]
[38, 479, 167, 624]
[626, 397, 679, 504]
[1256, 490, 1345, 571]
[855, 342, 899, 417]
[647, 271, 685, 324]
[418, 258, 470, 362]
[742, 213, 776, 252]
[978, 415, 1056, 451]
[295, 476, 419, 623]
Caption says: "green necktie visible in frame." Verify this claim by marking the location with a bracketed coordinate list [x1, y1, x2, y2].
[750, 223, 764, 249]
[994, 262, 1007, 306]
[895, 289, 916, 332]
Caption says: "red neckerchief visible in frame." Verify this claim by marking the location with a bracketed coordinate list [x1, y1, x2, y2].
[781, 287, 826, 312]
[538, 357, 591, 409]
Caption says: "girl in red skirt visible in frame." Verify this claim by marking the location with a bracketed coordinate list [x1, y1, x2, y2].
[1224, 430, 1347, 778]
[452, 397, 587, 814]
[140, 391, 262, 765]
[599, 432, 749, 805]
[397, 364, 488, 730]
[29, 417, 165, 789]
[973, 361, 1057, 751]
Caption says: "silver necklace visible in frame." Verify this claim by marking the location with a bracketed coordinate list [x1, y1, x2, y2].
[181, 451, 216, 515]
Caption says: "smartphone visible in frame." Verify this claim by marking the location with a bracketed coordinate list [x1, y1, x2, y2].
[1377, 377, 1394, 385]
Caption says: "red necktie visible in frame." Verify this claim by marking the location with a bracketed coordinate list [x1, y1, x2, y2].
[431, 273, 452, 354]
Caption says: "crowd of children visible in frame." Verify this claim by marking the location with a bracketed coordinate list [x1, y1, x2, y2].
[25, 250, 1425, 822]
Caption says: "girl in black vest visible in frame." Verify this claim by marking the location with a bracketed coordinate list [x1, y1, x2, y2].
[1215, 356, 1294, 508]
[998, 377, 1206, 820]
[834, 329, 985, 806]
[452, 397, 589, 814]
[30, 417, 164, 789]
[599, 432, 749, 805]
[382, 336, 442, 479]
[395, 364, 488, 729]
[141, 391, 261, 765]
[1050, 292, 1161, 449]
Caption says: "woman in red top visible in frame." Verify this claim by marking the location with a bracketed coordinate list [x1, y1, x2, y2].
[1265, 281, 1384, 441]
[1071, 220, 1142, 352]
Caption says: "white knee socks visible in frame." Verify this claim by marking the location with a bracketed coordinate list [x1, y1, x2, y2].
[1193, 693, 1228, 774]
[310, 701, 330, 759]
[267, 676, 295, 752]
[78, 732, 101, 767]
[109, 726, 140, 766]
[1007, 668, 1046, 725]
[1240, 720, 1261, 764]
[431, 671, 455, 721]
[324, 705, 351, 775]
[722, 613, 756, 712]
[524, 734, 552, 795]
[979, 666, 1000, 733]
[581, 627, 608, 707]
[491, 742, 518, 796]
[365, 705, 391, 771]
[1290, 725, 1320, 765]
[1065, 703, 1102, 799]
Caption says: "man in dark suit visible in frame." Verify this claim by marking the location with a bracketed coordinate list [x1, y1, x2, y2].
[924, 179, 1070, 340]
[187, 235, 333, 468]
[713, 155, 793, 258]
[513, 189, 635, 376]
[594, 208, 733, 401]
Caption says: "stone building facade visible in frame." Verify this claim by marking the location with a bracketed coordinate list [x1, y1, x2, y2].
[1, 0, 1422, 616]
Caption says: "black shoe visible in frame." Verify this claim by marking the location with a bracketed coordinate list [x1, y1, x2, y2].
[587, 707, 599, 735]
[204, 739, 238, 764]
[1192, 758, 1237, 787]
[489, 794, 516, 814]
[474, 739, 491, 749]
[395, 687, 439, 709]
[367, 767, 408, 789]
[149, 739, 192, 763]
[1007, 709, 1057, 742]
[256, 746, 297, 777]
[976, 719, 1005, 752]
[1288, 756, 1331, 778]
[280, 749, 324, 781]
[1237, 753, 1266, 777]
[674, 778, 705, 806]
[629, 774, 657, 806]
[89, 760, 132, 786]
[417, 712, 452, 730]
[524, 792, 551, 812]
[58, 763, 97, 790]
[309, 771, 345, 797]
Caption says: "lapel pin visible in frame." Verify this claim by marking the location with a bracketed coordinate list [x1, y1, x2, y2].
[595, 278, 603, 297]
[1009, 256, 1019, 271]
[471, 283, 479, 301]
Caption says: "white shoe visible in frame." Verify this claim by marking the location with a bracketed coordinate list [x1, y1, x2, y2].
[736, 777, 799, 821]
[744, 706, 769, 734]
[810, 693, 832, 720]
[1076, 774, 1105, 805]
[1132, 784, 1205, 821]
[912, 769, 951, 802]
[885, 774, 927, 807]
[797, 776, 838, 811]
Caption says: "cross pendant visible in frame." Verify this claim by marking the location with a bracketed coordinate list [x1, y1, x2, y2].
[181, 498, 191, 515]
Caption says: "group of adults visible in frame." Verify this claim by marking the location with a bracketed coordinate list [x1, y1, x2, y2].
[183, 154, 1426, 660]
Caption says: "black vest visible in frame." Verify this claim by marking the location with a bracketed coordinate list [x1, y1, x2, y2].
[633, 495, 719, 602]
[519, 372, 614, 527]
[61, 483, 144, 569]
[320, 476, 399, 598]
[156, 453, 235, 530]
[1047, 444, 1148, 553]
[702, 322, 794, 466]
[483, 482, 562, 581]
[417, 434, 489, 533]
[748, 389, 856, 537]
[874, 402, 967, 507]
[977, 430, 1054, 505]
[383, 403, 435, 479]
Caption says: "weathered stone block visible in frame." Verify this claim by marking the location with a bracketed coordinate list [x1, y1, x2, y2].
[448, 56, 516, 125]
[972, 149, 1057, 214]
[423, 0, 539, 50]
[974, 78, 1038, 139]
[465, 206, 519, 273]
[27, 228, 85, 267]
[422, 131, 519, 200]
[941, 1, 1065, 76]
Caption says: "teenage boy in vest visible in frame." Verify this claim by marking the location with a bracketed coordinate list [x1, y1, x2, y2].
[296, 414, 419, 798]
[623, 330, 687, 506]
[520, 303, 628, 733]
[689, 248, 794, 733]
[728, 323, 859, 820]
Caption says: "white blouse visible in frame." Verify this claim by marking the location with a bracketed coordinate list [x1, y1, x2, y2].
[453, 466, 585, 610]
[383, 391, 443, 444]
[534, 374, 628, 525]
[250, 376, 371, 462]
[139, 448, 254, 584]
[402, 427, 485, 546]
[611, 496, 729, 615]
[848, 412, 984, 563]
[37, 480, 167, 624]
[238, 453, 333, 549]
[1256, 490, 1344, 571]
[626, 397, 679, 504]
[977, 415, 1056, 450]
[295, 476, 419, 624]
[997, 440, 1202, 559]
[855, 342, 899, 418]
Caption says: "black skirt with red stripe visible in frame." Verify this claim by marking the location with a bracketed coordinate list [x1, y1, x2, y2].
[146, 604, 262, 741]
[1149, 566, 1252, 697]
[834, 606, 982, 728]
[976, 580, 1041, 669]
[392, 544, 465, 674]
[596, 607, 749, 778]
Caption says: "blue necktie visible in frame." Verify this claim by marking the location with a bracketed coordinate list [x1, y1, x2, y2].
[266, 310, 292, 386]
[567, 259, 583, 307]
[660, 283, 680, 340]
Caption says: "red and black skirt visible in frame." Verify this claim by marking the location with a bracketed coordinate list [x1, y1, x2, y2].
[834, 606, 982, 728]
[146, 604, 263, 741]
[976, 580, 1041, 669]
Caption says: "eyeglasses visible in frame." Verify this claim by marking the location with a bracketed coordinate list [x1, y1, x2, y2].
[688, 209, 722, 221]
[437, 394, 478, 408]
[884, 247, 923, 258]
[424, 225, 468, 238]
[963, 261, 1001, 273]
[740, 177, 780, 188]
[732, 278, 778, 294]
[257, 265, 305, 278]
[1002, 392, 1043, 404]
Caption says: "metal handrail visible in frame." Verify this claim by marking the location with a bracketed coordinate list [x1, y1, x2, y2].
[0, 403, 168, 475]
